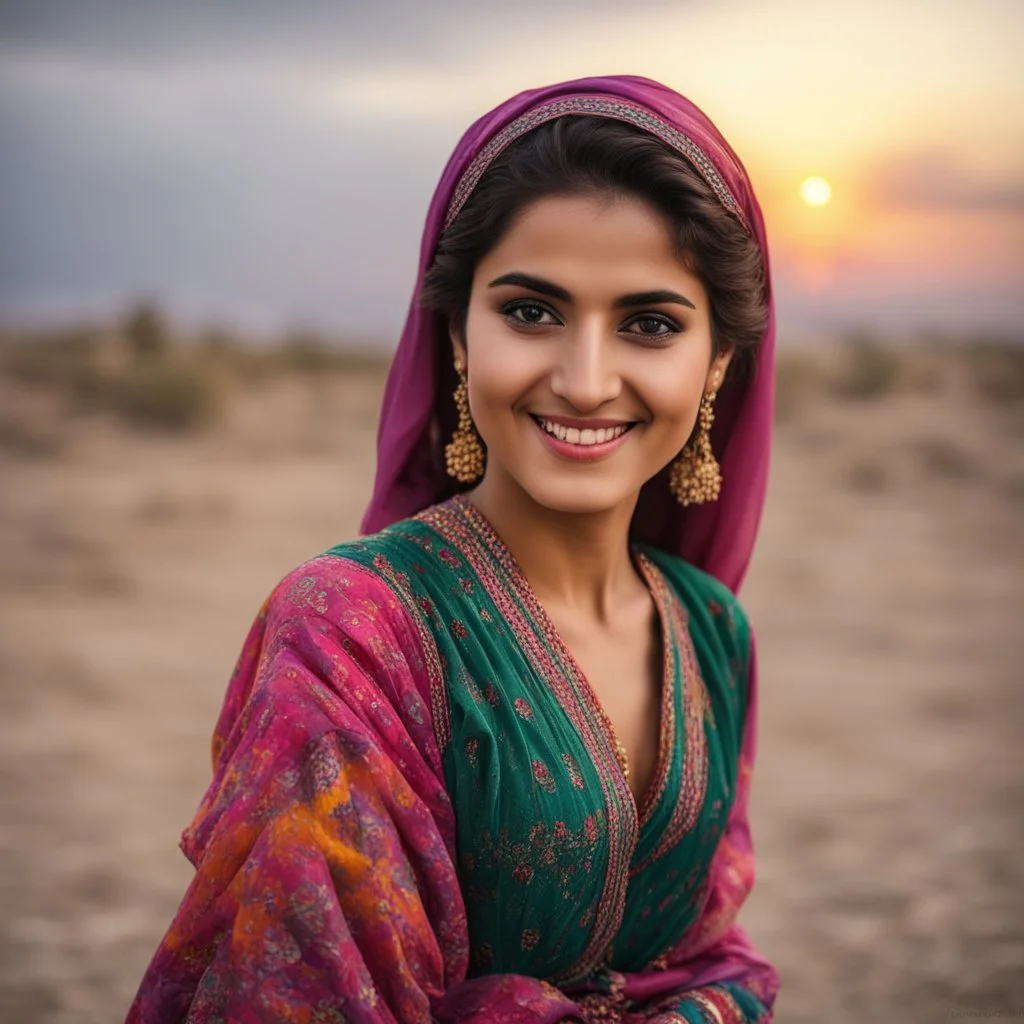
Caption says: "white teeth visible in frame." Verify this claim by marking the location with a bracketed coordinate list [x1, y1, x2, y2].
[536, 418, 630, 446]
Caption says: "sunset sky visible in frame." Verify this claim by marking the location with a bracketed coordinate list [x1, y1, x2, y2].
[1, 0, 1021, 344]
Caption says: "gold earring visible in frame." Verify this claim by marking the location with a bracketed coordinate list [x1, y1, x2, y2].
[445, 357, 485, 483]
[669, 389, 722, 506]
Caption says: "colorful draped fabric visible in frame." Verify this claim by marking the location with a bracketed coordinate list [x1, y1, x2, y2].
[128, 496, 777, 1022]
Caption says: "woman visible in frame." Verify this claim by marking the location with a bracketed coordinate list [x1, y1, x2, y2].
[128, 75, 778, 1023]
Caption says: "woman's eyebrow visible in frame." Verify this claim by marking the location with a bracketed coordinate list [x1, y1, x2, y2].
[615, 289, 695, 311]
[486, 272, 695, 310]
[487, 272, 570, 302]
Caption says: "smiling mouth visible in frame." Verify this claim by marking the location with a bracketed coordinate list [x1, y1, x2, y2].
[530, 415, 637, 447]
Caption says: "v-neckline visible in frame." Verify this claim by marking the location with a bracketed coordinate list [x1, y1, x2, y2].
[451, 494, 677, 830]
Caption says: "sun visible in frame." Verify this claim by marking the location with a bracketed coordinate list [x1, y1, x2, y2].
[799, 176, 833, 207]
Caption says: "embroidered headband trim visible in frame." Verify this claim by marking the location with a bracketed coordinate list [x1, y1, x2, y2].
[444, 95, 751, 235]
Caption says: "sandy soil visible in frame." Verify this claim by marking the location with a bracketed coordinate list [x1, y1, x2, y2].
[1, 351, 1022, 1022]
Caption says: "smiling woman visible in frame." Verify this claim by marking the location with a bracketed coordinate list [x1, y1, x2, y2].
[454, 192, 726, 521]
[128, 76, 778, 1024]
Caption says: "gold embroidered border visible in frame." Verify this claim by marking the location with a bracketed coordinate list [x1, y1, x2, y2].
[344, 553, 451, 754]
[633, 554, 679, 831]
[418, 496, 638, 985]
[445, 95, 751, 235]
[630, 591, 711, 876]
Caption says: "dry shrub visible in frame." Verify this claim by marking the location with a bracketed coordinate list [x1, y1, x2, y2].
[279, 331, 342, 374]
[901, 346, 949, 396]
[845, 457, 890, 492]
[122, 301, 168, 362]
[107, 361, 220, 432]
[912, 436, 976, 481]
[197, 328, 387, 384]
[1002, 475, 1024, 503]
[774, 351, 823, 423]
[0, 414, 64, 458]
[831, 334, 902, 401]
[276, 331, 386, 376]
[2, 313, 223, 432]
[65, 362, 122, 413]
[1, 310, 388, 431]
[966, 339, 1024, 406]
[0, 328, 100, 389]
[197, 329, 278, 385]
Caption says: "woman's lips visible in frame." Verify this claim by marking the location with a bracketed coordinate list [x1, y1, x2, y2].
[529, 414, 636, 462]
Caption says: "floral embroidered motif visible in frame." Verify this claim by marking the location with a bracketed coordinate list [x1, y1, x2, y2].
[532, 759, 556, 794]
[472, 942, 494, 970]
[287, 575, 330, 615]
[514, 697, 534, 719]
[513, 863, 534, 885]
[562, 752, 585, 789]
[472, 814, 605, 900]
[372, 552, 410, 590]
[455, 664, 484, 704]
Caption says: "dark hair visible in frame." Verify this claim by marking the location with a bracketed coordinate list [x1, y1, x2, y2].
[420, 115, 767, 376]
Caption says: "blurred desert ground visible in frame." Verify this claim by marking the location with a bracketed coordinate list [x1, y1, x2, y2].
[1, 310, 1022, 1023]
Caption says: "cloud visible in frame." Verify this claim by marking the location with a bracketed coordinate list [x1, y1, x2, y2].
[871, 149, 1024, 214]
[0, 0, 685, 71]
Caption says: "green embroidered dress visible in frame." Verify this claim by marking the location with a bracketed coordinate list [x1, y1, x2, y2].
[129, 496, 775, 1023]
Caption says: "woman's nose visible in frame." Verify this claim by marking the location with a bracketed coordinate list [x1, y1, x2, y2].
[548, 328, 622, 412]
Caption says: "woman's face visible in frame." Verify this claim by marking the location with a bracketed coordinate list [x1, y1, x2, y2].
[454, 192, 732, 517]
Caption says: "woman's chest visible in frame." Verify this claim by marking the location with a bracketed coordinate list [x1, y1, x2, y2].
[551, 615, 663, 809]
[437, 636, 735, 981]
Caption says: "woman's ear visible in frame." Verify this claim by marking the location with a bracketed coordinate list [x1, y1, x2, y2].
[449, 322, 467, 370]
[706, 347, 733, 393]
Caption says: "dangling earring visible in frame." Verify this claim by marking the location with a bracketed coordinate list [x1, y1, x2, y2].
[669, 388, 722, 506]
[445, 356, 485, 483]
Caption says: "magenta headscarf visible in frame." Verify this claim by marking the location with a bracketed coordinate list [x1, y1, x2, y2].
[361, 74, 775, 595]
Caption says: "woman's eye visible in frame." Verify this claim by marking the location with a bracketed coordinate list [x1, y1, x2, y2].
[503, 302, 559, 326]
[624, 315, 680, 339]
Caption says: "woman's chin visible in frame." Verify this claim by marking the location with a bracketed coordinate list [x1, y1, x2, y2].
[514, 475, 641, 518]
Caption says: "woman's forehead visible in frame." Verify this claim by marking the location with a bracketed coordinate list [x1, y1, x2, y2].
[475, 194, 704, 297]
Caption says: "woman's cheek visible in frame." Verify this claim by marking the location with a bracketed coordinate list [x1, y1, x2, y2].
[637, 369, 702, 430]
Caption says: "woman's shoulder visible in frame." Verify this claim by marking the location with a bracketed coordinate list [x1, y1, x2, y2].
[263, 517, 440, 622]
[638, 546, 752, 662]
[639, 546, 745, 611]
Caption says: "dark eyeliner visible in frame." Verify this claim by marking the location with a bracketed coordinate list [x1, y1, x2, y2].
[621, 313, 682, 338]
[499, 299, 562, 326]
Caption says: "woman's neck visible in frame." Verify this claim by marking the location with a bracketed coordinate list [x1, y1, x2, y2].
[466, 472, 644, 625]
